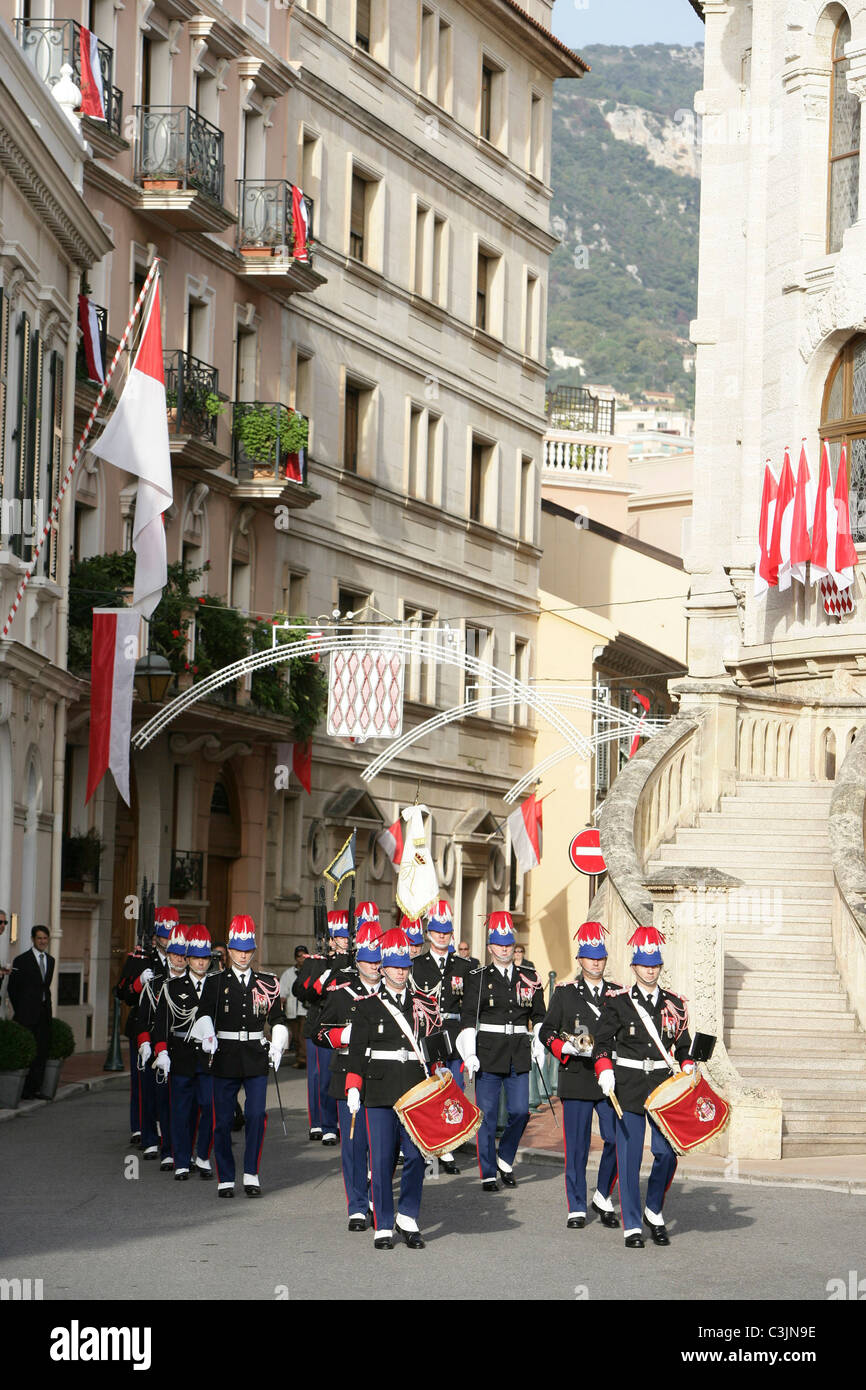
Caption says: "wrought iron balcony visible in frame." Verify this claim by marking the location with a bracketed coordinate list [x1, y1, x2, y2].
[546, 385, 616, 435]
[170, 849, 203, 899]
[232, 402, 308, 485]
[237, 180, 314, 257]
[135, 106, 225, 206]
[15, 18, 123, 137]
[164, 349, 221, 445]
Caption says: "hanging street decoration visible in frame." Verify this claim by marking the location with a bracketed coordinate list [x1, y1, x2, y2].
[327, 646, 404, 740]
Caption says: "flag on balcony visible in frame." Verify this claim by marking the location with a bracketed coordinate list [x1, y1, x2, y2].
[90, 276, 173, 619]
[767, 446, 795, 590]
[754, 460, 779, 599]
[292, 186, 310, 263]
[507, 793, 543, 875]
[275, 741, 312, 793]
[86, 609, 141, 805]
[77, 295, 104, 384]
[628, 690, 651, 758]
[789, 441, 815, 586]
[833, 443, 859, 591]
[810, 441, 835, 586]
[79, 27, 106, 121]
[376, 817, 404, 868]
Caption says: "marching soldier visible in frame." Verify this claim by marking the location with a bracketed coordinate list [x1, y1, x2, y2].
[316, 921, 382, 1231]
[193, 914, 288, 1198]
[116, 905, 177, 1151]
[345, 927, 438, 1250]
[537, 922, 620, 1229]
[402, 918, 425, 961]
[411, 899, 469, 1175]
[293, 909, 352, 1144]
[457, 913, 546, 1192]
[592, 926, 694, 1248]
[133, 907, 178, 1168]
[150, 925, 216, 1181]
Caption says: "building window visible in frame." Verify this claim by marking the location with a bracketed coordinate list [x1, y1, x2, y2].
[350, 172, 367, 261]
[464, 623, 493, 713]
[413, 203, 447, 306]
[337, 586, 371, 632]
[413, 202, 428, 295]
[513, 637, 530, 724]
[356, 0, 371, 51]
[524, 271, 539, 357]
[419, 5, 436, 99]
[518, 454, 534, 541]
[469, 435, 495, 524]
[403, 604, 437, 704]
[828, 14, 860, 254]
[479, 56, 504, 147]
[475, 247, 502, 337]
[432, 214, 447, 306]
[476, 253, 489, 331]
[407, 403, 440, 503]
[343, 376, 374, 475]
[481, 62, 494, 142]
[437, 20, 452, 110]
[529, 92, 543, 178]
[345, 383, 360, 473]
[348, 166, 382, 270]
[820, 333, 866, 541]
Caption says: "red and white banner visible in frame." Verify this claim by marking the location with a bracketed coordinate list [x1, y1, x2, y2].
[833, 443, 858, 592]
[292, 186, 310, 263]
[90, 277, 173, 619]
[767, 447, 795, 591]
[810, 441, 835, 587]
[789, 441, 815, 587]
[754, 460, 778, 599]
[327, 648, 404, 739]
[629, 689, 651, 758]
[77, 295, 104, 384]
[275, 740, 312, 793]
[507, 793, 543, 875]
[757, 440, 859, 602]
[78, 26, 106, 120]
[377, 817, 404, 868]
[86, 609, 141, 805]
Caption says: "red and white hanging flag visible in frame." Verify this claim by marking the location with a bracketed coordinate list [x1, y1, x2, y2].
[90, 277, 173, 619]
[276, 740, 312, 793]
[78, 26, 106, 120]
[507, 792, 543, 875]
[77, 295, 104, 384]
[767, 447, 795, 591]
[629, 689, 651, 758]
[820, 575, 854, 617]
[291, 186, 311, 263]
[789, 440, 815, 586]
[810, 441, 835, 585]
[754, 460, 779, 599]
[376, 817, 404, 868]
[832, 443, 859, 592]
[86, 609, 141, 805]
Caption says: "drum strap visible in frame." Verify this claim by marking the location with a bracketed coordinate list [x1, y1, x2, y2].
[631, 999, 678, 1073]
[378, 996, 430, 1079]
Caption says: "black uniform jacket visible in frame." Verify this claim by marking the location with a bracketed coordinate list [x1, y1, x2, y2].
[131, 956, 170, 1047]
[592, 984, 692, 1114]
[315, 971, 381, 1100]
[197, 967, 287, 1079]
[411, 950, 469, 1058]
[539, 976, 621, 1101]
[115, 949, 162, 1041]
[152, 971, 210, 1075]
[293, 952, 351, 1039]
[460, 964, 546, 1076]
[345, 986, 430, 1108]
[8, 949, 54, 1029]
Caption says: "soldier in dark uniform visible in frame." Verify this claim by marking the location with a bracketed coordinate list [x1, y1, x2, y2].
[132, 908, 178, 1167]
[293, 909, 352, 1143]
[538, 922, 620, 1229]
[457, 912, 546, 1191]
[411, 899, 468, 1175]
[193, 914, 288, 1198]
[593, 926, 694, 1248]
[345, 927, 438, 1250]
[402, 917, 425, 961]
[150, 924, 216, 1181]
[316, 921, 382, 1231]
[116, 905, 177, 1150]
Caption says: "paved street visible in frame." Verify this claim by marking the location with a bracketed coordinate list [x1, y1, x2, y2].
[2, 1071, 864, 1303]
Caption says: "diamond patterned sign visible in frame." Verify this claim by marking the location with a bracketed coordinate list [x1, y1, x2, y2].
[820, 575, 855, 618]
[327, 648, 404, 739]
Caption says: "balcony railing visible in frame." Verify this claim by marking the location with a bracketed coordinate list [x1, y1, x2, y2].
[76, 301, 107, 384]
[135, 106, 225, 205]
[15, 18, 122, 136]
[170, 850, 203, 899]
[543, 433, 610, 475]
[164, 349, 220, 445]
[236, 180, 314, 257]
[546, 385, 615, 435]
[232, 402, 308, 484]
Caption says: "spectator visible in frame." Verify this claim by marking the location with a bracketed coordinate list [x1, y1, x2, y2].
[457, 940, 480, 970]
[514, 945, 536, 971]
[211, 941, 228, 972]
[8, 925, 54, 1099]
[279, 946, 310, 1067]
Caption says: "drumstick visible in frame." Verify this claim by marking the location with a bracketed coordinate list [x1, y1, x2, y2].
[609, 1091, 623, 1120]
[350, 1113, 356, 1140]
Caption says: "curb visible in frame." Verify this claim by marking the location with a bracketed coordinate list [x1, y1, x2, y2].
[0, 1070, 129, 1123]
[519, 1146, 866, 1196]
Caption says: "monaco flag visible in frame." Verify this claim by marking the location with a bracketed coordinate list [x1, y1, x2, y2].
[754, 460, 779, 599]
[767, 447, 795, 591]
[78, 295, 104, 384]
[90, 278, 173, 618]
[507, 792, 543, 875]
[810, 441, 836, 585]
[833, 443, 859, 591]
[376, 817, 404, 868]
[78, 26, 106, 120]
[86, 609, 141, 805]
[292, 186, 311, 262]
[789, 441, 815, 587]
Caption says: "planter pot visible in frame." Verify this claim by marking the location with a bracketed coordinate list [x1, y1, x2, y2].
[41, 1059, 63, 1100]
[143, 178, 181, 191]
[62, 879, 84, 894]
[0, 1068, 28, 1110]
[241, 246, 277, 258]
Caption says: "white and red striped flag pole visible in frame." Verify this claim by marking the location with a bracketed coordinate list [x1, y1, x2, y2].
[2, 258, 161, 639]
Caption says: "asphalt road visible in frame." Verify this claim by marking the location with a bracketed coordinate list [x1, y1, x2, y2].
[1, 1070, 864, 1304]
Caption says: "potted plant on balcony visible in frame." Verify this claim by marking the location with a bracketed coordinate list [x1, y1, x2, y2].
[40, 1018, 76, 1101]
[61, 828, 105, 893]
[235, 405, 308, 481]
[0, 1019, 37, 1110]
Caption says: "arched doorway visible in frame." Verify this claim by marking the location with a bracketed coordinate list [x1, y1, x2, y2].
[206, 769, 241, 942]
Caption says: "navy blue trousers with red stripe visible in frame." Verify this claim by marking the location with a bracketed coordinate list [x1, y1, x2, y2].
[366, 1107, 425, 1231]
[337, 1098, 370, 1216]
[615, 1109, 677, 1233]
[170, 1071, 214, 1170]
[305, 1040, 339, 1133]
[475, 1066, 529, 1179]
[561, 1097, 617, 1215]
[212, 1074, 268, 1183]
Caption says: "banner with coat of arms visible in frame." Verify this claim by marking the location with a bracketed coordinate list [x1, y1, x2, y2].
[327, 648, 404, 740]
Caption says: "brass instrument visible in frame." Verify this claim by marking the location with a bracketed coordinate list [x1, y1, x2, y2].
[557, 1028, 594, 1058]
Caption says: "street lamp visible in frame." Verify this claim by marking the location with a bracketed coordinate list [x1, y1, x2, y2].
[133, 651, 173, 703]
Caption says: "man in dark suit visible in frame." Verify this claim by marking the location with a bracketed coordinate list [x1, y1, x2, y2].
[9, 925, 54, 1099]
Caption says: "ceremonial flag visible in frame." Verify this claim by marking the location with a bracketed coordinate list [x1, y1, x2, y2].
[754, 460, 778, 599]
[77, 295, 104, 384]
[767, 447, 795, 590]
[833, 443, 859, 591]
[789, 441, 815, 586]
[396, 805, 439, 920]
[810, 442, 835, 585]
[507, 793, 543, 875]
[292, 186, 311, 262]
[324, 831, 356, 901]
[86, 609, 141, 805]
[629, 690, 651, 758]
[276, 740, 312, 793]
[376, 817, 404, 868]
[90, 277, 173, 618]
[78, 26, 106, 120]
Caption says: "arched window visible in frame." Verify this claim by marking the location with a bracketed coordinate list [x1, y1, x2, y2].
[820, 334, 866, 540]
[828, 13, 860, 253]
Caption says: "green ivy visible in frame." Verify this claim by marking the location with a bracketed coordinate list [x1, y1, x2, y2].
[234, 404, 309, 467]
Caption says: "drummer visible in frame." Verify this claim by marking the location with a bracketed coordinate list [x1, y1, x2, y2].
[345, 927, 437, 1251]
[592, 926, 694, 1248]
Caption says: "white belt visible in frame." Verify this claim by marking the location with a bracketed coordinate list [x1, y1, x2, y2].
[369, 1048, 418, 1063]
[441, 1012, 460, 1021]
[617, 1058, 669, 1073]
[479, 1023, 529, 1036]
[217, 1030, 265, 1042]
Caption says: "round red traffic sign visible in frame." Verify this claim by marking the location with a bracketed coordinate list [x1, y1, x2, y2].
[569, 828, 606, 876]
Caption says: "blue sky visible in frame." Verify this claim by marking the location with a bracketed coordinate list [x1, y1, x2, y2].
[552, 0, 705, 47]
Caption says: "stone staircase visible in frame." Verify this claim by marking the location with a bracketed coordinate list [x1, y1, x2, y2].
[647, 779, 866, 1156]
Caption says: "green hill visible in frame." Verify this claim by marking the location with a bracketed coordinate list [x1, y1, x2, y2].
[549, 44, 703, 406]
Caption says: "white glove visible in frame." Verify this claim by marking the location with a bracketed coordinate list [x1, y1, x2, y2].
[269, 1045, 283, 1070]
[681, 1060, 696, 1077]
[560, 1041, 579, 1058]
[340, 1025, 351, 1046]
[270, 1023, 288, 1052]
[190, 1015, 217, 1052]
[531, 1032, 547, 1068]
[455, 1027, 477, 1063]
[154, 1051, 170, 1076]
[347, 1087, 361, 1115]
[463, 1055, 480, 1079]
[598, 1069, 615, 1097]
[138, 1041, 152, 1066]
[201, 1033, 218, 1056]
[139, 968, 154, 986]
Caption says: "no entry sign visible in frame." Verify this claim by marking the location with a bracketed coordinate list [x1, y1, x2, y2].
[569, 828, 606, 876]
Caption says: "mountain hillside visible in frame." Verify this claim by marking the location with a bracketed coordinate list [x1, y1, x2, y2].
[549, 44, 703, 406]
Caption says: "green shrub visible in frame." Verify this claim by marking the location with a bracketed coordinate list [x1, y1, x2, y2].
[0, 1019, 37, 1070]
[48, 1018, 76, 1060]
